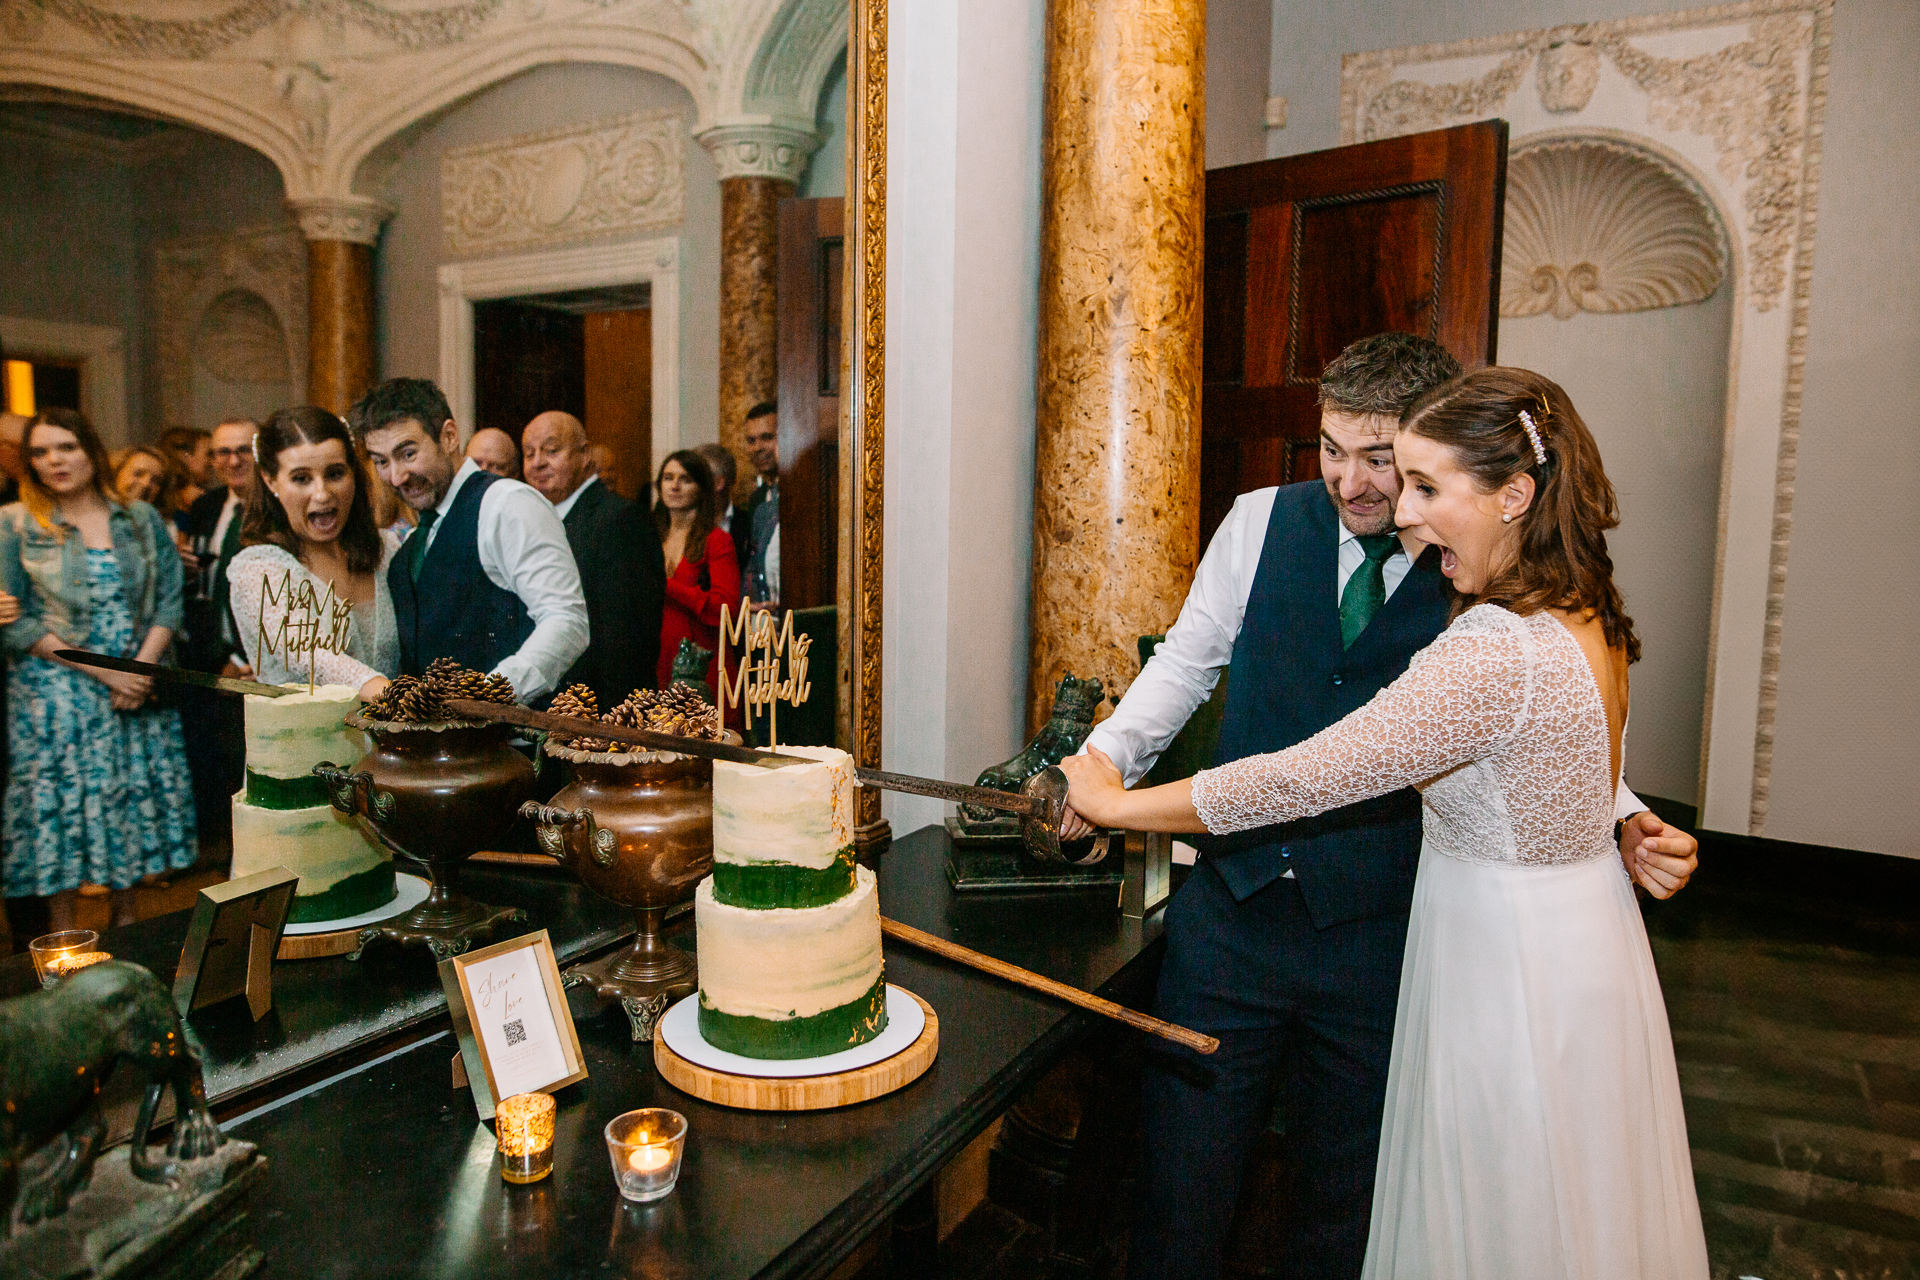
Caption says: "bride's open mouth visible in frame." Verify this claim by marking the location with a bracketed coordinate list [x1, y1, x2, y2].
[307, 507, 339, 535]
[1439, 546, 1458, 577]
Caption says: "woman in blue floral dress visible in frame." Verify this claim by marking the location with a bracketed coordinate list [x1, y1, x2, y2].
[1, 408, 197, 931]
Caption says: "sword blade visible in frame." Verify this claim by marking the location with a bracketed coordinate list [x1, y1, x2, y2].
[440, 697, 1044, 815]
[55, 650, 292, 698]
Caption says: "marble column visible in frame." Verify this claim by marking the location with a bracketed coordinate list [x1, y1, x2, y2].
[696, 125, 821, 504]
[287, 196, 391, 418]
[1028, 0, 1206, 737]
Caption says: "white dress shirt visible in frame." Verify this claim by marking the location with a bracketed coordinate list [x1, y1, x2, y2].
[1083, 486, 1644, 821]
[418, 458, 588, 704]
[211, 489, 242, 551]
[550, 473, 598, 521]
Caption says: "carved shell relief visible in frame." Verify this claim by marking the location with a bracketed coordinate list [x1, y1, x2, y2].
[1500, 139, 1725, 320]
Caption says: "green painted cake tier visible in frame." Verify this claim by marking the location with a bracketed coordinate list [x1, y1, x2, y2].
[244, 768, 330, 810]
[697, 975, 888, 1060]
[286, 860, 396, 924]
[711, 846, 856, 909]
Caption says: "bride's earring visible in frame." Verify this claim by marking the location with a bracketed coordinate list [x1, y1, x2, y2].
[1501, 513, 1513, 523]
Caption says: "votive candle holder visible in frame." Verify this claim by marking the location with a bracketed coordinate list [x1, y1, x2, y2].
[29, 931, 107, 988]
[496, 1092, 557, 1184]
[604, 1108, 686, 1202]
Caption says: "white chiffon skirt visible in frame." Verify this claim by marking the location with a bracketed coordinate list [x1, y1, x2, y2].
[1360, 844, 1710, 1280]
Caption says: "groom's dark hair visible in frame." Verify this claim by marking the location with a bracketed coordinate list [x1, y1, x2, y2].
[1319, 332, 1462, 418]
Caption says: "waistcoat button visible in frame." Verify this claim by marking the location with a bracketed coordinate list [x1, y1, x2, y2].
[1331, 674, 1345, 686]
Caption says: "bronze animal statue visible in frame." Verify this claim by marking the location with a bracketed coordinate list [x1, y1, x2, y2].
[0, 961, 225, 1234]
[961, 674, 1105, 828]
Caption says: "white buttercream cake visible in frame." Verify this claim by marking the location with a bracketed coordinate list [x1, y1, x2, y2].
[695, 745, 886, 1057]
[228, 684, 396, 923]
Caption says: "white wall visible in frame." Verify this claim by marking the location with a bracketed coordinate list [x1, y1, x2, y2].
[882, 0, 1044, 834]
[1266, 0, 1920, 854]
[1207, 0, 1277, 168]
[0, 118, 290, 442]
[801, 52, 847, 200]
[1502, 291, 1732, 805]
[371, 63, 722, 448]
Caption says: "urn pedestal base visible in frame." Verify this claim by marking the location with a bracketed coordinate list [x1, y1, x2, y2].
[562, 907, 696, 1041]
[348, 883, 526, 961]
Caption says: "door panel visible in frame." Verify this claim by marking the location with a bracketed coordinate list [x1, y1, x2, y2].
[582, 308, 650, 502]
[775, 196, 844, 611]
[1202, 120, 1508, 544]
[472, 300, 584, 443]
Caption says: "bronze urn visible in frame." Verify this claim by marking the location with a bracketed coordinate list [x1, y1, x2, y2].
[316, 714, 537, 959]
[520, 740, 719, 1040]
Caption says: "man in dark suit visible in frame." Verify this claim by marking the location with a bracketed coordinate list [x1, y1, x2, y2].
[178, 417, 256, 849]
[522, 411, 664, 707]
[1070, 333, 1701, 1280]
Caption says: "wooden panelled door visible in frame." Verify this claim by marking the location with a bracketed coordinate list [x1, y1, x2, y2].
[775, 196, 844, 610]
[1201, 120, 1509, 544]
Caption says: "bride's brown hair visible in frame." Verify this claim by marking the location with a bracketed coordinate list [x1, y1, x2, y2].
[1401, 367, 1640, 663]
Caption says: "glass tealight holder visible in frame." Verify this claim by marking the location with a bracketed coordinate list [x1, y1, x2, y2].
[604, 1108, 686, 1202]
[29, 931, 107, 988]
[495, 1092, 557, 1184]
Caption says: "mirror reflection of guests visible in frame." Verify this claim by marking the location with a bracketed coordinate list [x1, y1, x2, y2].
[225, 407, 397, 701]
[1062, 368, 1709, 1279]
[653, 450, 739, 699]
[0, 408, 197, 931]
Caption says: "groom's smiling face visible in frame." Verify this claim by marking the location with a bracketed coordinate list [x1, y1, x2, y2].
[1320, 410, 1402, 536]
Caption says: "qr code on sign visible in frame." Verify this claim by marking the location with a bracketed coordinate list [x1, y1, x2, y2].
[503, 1019, 526, 1047]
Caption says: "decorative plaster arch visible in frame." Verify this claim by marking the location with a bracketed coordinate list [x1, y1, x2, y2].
[1341, 0, 1832, 835]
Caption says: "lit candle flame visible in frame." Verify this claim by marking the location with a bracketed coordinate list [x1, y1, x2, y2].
[627, 1144, 672, 1173]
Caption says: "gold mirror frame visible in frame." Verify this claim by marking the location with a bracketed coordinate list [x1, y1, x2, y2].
[837, 0, 888, 848]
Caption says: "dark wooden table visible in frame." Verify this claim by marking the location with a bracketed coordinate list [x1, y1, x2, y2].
[204, 826, 1163, 1278]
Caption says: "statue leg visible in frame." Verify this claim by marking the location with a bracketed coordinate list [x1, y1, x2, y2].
[128, 1082, 183, 1188]
[164, 1056, 225, 1162]
[20, 1108, 106, 1223]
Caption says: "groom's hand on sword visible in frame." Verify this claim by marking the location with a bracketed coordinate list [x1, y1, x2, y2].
[1619, 811, 1697, 898]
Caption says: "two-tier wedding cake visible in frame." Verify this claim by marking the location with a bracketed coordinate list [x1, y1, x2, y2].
[694, 745, 888, 1058]
[229, 685, 397, 923]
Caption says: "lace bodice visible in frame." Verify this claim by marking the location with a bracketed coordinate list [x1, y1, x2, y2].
[227, 542, 399, 689]
[1192, 605, 1619, 868]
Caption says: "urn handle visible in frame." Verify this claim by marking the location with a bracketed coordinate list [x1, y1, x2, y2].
[314, 763, 396, 822]
[518, 802, 617, 867]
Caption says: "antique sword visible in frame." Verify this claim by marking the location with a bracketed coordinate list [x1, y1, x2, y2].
[56, 650, 293, 698]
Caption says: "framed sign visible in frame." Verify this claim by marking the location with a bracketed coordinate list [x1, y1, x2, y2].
[439, 929, 588, 1120]
[173, 867, 299, 1021]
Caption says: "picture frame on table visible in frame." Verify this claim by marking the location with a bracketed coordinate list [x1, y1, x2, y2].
[173, 866, 299, 1021]
[439, 929, 589, 1120]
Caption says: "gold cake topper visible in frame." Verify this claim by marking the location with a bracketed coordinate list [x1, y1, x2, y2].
[256, 569, 355, 693]
[716, 601, 812, 748]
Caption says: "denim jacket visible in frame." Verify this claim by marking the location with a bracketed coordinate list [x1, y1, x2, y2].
[0, 499, 185, 656]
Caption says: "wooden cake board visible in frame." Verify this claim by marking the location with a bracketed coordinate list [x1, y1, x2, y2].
[655, 990, 938, 1111]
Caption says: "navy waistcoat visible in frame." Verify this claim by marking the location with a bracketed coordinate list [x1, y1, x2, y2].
[389, 469, 535, 681]
[1199, 481, 1455, 928]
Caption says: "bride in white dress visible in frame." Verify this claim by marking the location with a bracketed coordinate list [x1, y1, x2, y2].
[224, 406, 399, 699]
[1063, 367, 1709, 1279]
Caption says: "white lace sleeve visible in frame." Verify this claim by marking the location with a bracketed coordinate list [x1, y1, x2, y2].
[1191, 606, 1534, 834]
[228, 544, 384, 689]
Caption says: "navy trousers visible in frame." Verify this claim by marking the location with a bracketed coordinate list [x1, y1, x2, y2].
[1129, 861, 1409, 1280]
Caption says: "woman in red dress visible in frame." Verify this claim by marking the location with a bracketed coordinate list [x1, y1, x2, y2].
[653, 450, 740, 701]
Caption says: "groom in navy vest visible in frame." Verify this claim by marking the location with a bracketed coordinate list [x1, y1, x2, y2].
[348, 378, 587, 705]
[1074, 333, 1698, 1280]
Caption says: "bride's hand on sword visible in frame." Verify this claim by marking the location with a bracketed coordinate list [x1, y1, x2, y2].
[1059, 748, 1209, 835]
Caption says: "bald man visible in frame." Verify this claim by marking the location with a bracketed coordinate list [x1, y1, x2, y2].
[522, 411, 664, 706]
[466, 427, 521, 480]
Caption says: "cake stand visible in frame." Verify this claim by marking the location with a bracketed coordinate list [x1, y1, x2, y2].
[652, 986, 938, 1111]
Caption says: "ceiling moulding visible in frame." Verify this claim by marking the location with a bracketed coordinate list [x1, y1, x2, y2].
[0, 0, 844, 203]
[1501, 138, 1727, 320]
[1341, 0, 1831, 838]
[442, 108, 686, 257]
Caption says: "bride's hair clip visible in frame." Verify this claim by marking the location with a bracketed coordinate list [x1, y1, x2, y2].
[1518, 409, 1548, 466]
[250, 433, 263, 465]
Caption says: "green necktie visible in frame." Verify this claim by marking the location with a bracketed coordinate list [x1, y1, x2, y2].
[1339, 535, 1399, 649]
[406, 507, 439, 584]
